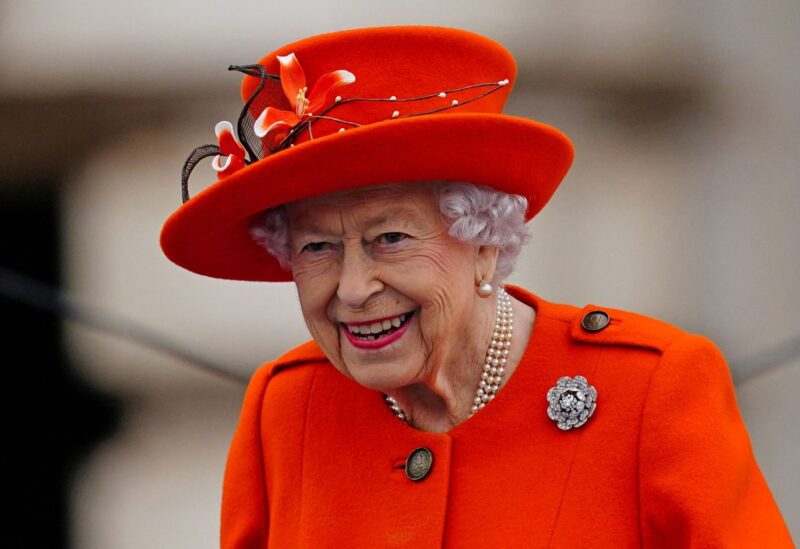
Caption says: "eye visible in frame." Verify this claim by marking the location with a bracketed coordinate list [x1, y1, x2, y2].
[301, 241, 332, 253]
[377, 232, 408, 245]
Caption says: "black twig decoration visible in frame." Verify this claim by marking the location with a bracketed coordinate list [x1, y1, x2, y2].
[181, 144, 220, 203]
[272, 79, 508, 153]
[179, 61, 509, 203]
[228, 64, 279, 163]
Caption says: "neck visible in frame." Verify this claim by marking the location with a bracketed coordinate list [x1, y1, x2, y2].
[386, 290, 535, 433]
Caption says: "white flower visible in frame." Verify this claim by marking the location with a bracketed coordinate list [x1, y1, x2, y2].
[546, 375, 597, 430]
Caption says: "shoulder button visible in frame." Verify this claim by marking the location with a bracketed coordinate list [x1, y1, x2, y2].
[581, 310, 610, 332]
[570, 303, 686, 352]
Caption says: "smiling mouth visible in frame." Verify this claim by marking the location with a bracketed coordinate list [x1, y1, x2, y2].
[343, 311, 415, 341]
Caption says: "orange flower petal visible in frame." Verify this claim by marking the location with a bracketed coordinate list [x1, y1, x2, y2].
[254, 107, 300, 138]
[215, 121, 245, 157]
[277, 53, 306, 112]
[307, 70, 356, 113]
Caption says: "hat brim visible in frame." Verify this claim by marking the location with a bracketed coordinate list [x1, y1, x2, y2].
[160, 112, 574, 281]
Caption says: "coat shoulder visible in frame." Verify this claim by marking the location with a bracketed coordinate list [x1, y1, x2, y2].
[242, 340, 330, 420]
[547, 298, 687, 353]
[508, 286, 688, 354]
[273, 338, 327, 367]
[255, 339, 328, 381]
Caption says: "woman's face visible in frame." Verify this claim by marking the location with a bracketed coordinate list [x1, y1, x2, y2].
[287, 183, 493, 391]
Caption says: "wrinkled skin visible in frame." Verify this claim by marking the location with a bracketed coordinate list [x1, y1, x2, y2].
[287, 183, 533, 432]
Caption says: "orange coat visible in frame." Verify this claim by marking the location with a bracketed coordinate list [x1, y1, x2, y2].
[221, 286, 794, 548]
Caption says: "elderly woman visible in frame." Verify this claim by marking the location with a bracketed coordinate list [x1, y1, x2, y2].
[160, 26, 793, 548]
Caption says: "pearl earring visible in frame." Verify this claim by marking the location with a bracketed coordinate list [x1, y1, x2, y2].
[477, 280, 493, 298]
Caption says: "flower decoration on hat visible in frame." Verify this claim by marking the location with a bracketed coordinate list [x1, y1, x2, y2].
[546, 375, 598, 430]
[211, 121, 247, 178]
[254, 53, 355, 149]
[179, 55, 511, 204]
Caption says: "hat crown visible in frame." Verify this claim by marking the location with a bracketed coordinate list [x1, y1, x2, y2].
[242, 26, 517, 153]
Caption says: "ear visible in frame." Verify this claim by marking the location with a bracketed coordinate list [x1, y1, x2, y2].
[474, 244, 500, 286]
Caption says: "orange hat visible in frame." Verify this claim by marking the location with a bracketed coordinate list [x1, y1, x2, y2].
[160, 25, 574, 281]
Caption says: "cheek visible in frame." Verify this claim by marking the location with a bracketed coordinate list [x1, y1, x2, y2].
[293, 252, 340, 305]
[294, 274, 338, 341]
[399, 242, 476, 301]
[384, 238, 474, 282]
[291, 253, 339, 280]
[385, 241, 477, 339]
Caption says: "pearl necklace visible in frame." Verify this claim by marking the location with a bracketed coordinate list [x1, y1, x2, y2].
[384, 286, 513, 423]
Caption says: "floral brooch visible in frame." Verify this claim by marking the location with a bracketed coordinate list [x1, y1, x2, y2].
[546, 375, 597, 430]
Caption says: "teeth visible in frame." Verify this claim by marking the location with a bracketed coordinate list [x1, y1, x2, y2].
[346, 312, 411, 337]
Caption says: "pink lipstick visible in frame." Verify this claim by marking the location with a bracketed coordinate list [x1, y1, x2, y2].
[341, 311, 414, 350]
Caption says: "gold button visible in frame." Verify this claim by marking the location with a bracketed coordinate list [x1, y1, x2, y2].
[581, 310, 610, 332]
[405, 447, 434, 481]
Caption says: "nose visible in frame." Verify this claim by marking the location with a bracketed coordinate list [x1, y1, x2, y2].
[336, 241, 384, 309]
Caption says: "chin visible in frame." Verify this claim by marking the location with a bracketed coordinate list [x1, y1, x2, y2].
[335, 311, 423, 390]
[341, 356, 419, 392]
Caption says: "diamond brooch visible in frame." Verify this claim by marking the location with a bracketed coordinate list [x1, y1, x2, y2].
[546, 375, 597, 430]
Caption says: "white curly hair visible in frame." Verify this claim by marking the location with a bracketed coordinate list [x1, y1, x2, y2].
[249, 181, 529, 284]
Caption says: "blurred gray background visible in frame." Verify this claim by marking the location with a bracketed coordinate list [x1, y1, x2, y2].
[1, 0, 797, 546]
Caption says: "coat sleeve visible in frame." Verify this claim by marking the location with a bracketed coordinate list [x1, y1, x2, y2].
[639, 333, 794, 547]
[220, 363, 274, 549]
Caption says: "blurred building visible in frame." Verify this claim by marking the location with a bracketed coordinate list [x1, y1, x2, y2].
[1, 1, 797, 546]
